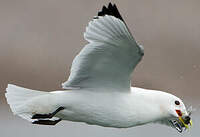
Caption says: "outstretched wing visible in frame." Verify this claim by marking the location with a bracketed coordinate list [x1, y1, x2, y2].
[62, 3, 144, 91]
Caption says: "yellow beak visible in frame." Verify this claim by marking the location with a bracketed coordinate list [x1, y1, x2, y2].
[179, 116, 192, 129]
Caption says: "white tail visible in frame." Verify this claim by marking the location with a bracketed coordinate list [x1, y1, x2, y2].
[5, 84, 47, 122]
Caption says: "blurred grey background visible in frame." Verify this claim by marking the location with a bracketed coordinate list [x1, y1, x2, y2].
[0, 0, 199, 137]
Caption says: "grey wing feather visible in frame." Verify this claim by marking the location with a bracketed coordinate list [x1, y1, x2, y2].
[62, 15, 143, 91]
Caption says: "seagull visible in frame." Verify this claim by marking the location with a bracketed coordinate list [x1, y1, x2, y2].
[5, 3, 192, 133]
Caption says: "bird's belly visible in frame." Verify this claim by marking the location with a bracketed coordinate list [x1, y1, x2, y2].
[57, 109, 138, 128]
[56, 100, 143, 128]
[53, 91, 158, 128]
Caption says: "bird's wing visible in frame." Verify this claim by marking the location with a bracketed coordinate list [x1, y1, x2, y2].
[62, 3, 144, 91]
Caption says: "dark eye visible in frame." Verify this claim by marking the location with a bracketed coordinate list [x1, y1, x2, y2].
[175, 100, 180, 105]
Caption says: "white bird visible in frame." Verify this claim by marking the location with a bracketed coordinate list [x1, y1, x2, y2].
[5, 3, 192, 133]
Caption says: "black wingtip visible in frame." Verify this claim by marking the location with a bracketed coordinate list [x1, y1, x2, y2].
[108, 2, 112, 7]
[96, 3, 124, 22]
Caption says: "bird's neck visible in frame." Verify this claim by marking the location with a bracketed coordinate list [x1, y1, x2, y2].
[127, 87, 169, 125]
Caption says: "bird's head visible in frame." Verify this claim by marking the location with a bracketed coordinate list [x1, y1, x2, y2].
[159, 94, 192, 133]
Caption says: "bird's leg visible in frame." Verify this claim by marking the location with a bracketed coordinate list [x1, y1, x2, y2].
[32, 107, 65, 119]
[31, 107, 64, 125]
[32, 118, 62, 125]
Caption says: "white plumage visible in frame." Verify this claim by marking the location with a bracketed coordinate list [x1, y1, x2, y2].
[5, 3, 191, 133]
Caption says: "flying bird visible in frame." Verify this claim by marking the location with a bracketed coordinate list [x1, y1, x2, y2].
[5, 3, 192, 133]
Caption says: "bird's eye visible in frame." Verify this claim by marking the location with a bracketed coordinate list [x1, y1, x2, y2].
[175, 100, 180, 105]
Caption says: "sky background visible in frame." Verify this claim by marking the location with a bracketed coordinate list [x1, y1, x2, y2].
[0, 0, 199, 137]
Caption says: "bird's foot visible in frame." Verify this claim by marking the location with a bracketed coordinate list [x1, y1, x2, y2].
[32, 118, 62, 125]
[32, 107, 65, 119]
[31, 107, 64, 125]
